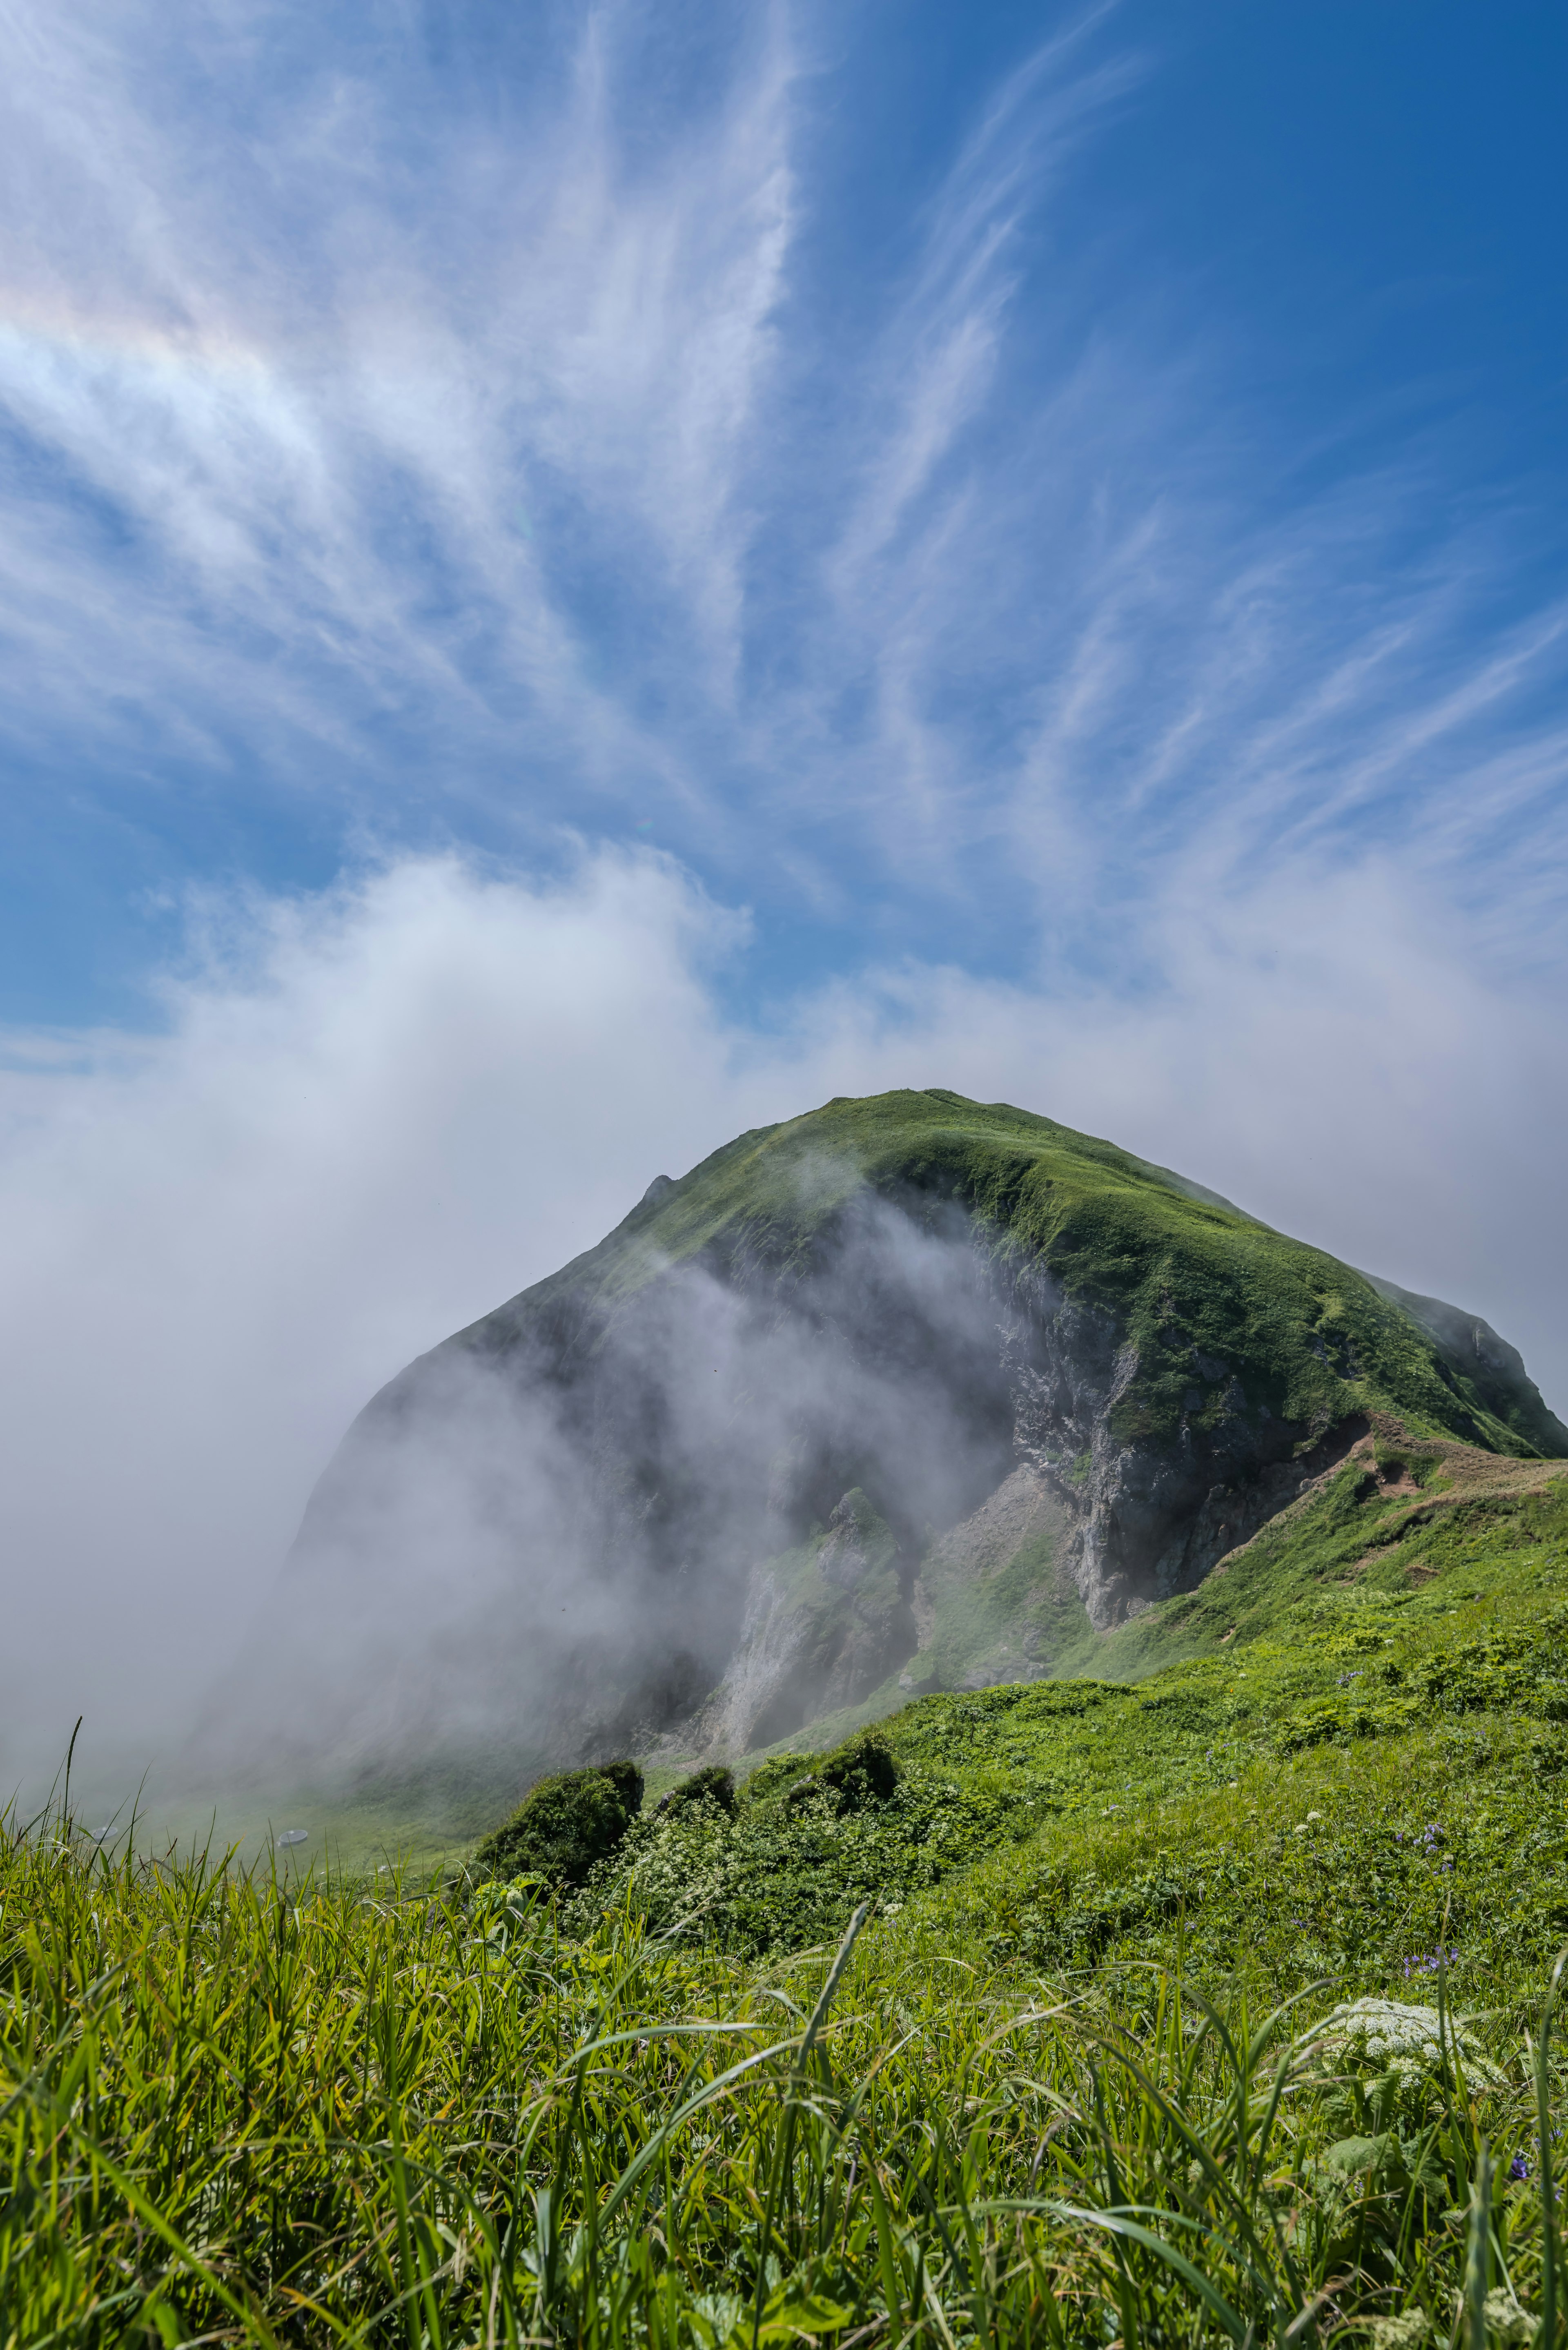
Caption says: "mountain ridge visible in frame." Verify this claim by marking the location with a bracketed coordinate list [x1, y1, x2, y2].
[281, 1088, 1566, 1780]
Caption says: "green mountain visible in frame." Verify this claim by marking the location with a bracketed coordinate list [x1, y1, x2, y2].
[287, 1088, 1565, 1780]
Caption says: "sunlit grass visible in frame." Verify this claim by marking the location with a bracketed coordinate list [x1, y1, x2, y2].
[2, 1790, 1563, 2347]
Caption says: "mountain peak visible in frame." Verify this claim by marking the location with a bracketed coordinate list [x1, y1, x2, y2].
[254, 1088, 1564, 1784]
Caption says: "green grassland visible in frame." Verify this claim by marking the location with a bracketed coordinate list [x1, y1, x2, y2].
[7, 1438, 1568, 2344]
[561, 1445, 1568, 1971]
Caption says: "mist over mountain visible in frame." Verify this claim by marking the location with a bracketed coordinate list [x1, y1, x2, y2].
[214, 1089, 1566, 1790]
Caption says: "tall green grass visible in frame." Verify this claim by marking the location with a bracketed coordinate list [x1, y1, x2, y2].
[2, 1793, 1562, 2347]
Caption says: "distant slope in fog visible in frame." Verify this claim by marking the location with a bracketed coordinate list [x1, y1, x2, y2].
[263, 1089, 1565, 1781]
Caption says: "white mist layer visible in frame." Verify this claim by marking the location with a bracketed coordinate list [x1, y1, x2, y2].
[0, 845, 1562, 1790]
[0, 852, 760, 1786]
[212, 1190, 1011, 1785]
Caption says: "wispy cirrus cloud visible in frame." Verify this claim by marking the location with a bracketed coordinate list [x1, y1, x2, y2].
[0, 1, 796, 828]
[1, 0, 1563, 986]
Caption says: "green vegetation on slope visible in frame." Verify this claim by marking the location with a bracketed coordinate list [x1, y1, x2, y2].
[635, 1418, 1566, 1790]
[551, 1462, 1568, 1969]
[474, 1758, 646, 1889]
[454, 1090, 1567, 1460]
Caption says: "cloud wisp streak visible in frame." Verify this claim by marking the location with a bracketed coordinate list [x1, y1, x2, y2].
[0, 0, 1562, 995]
[0, 2, 795, 821]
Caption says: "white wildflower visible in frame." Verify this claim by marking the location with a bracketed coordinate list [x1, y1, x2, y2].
[1369, 2315, 1430, 2350]
[1479, 2288, 1537, 2346]
[1302, 1997, 1505, 2094]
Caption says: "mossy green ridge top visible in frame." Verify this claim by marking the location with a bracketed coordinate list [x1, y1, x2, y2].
[447, 1087, 1563, 1460]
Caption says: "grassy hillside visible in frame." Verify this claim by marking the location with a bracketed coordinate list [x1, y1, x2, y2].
[6, 1458, 1567, 2343]
[562, 1446, 1568, 1970]
[628, 1412, 1564, 1776]
[445, 1089, 1566, 1460]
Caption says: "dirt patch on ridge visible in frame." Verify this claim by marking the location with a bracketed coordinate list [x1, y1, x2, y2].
[1207, 1414, 1567, 1583]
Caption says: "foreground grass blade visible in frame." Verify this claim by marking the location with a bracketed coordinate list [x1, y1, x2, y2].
[1542, 1951, 1567, 2350]
[3, 1796, 1564, 2348]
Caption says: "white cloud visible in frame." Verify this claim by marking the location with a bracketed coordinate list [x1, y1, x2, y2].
[0, 0, 1563, 966]
[0, 0, 795, 803]
[2, 844, 1564, 1793]
[0, 850, 758, 1777]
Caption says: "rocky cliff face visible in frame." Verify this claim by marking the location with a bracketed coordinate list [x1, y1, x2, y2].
[272, 1090, 1568, 1774]
[674, 1265, 1376, 1757]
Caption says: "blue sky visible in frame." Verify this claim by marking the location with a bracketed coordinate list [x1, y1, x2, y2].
[1, 0, 1564, 1023]
[2, 2, 1568, 1761]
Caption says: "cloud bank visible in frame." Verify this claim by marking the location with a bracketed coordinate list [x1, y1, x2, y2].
[2, 847, 1563, 1790]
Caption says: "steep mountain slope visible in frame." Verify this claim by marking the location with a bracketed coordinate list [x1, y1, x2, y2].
[283, 1089, 1566, 1775]
[547, 1465, 1568, 1973]
[661, 1407, 1568, 1780]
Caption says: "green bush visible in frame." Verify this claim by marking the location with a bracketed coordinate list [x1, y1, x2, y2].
[742, 1750, 818, 1804]
[813, 1723, 900, 1810]
[656, 1762, 737, 1817]
[753, 1725, 900, 1818]
[473, 1757, 644, 1887]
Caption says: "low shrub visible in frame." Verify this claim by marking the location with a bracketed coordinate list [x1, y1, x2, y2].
[813, 1722, 899, 1809]
[742, 1750, 818, 1803]
[656, 1763, 737, 1817]
[473, 1756, 643, 1887]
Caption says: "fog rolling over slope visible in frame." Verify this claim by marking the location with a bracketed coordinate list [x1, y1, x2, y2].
[211, 1090, 1568, 1792]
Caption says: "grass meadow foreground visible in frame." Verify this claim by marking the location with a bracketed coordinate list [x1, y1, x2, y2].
[5, 1461, 1568, 2346]
[2, 1813, 1564, 2350]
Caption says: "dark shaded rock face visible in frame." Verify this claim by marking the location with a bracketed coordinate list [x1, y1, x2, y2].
[255, 1090, 1564, 1776]
[999, 1270, 1363, 1628]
